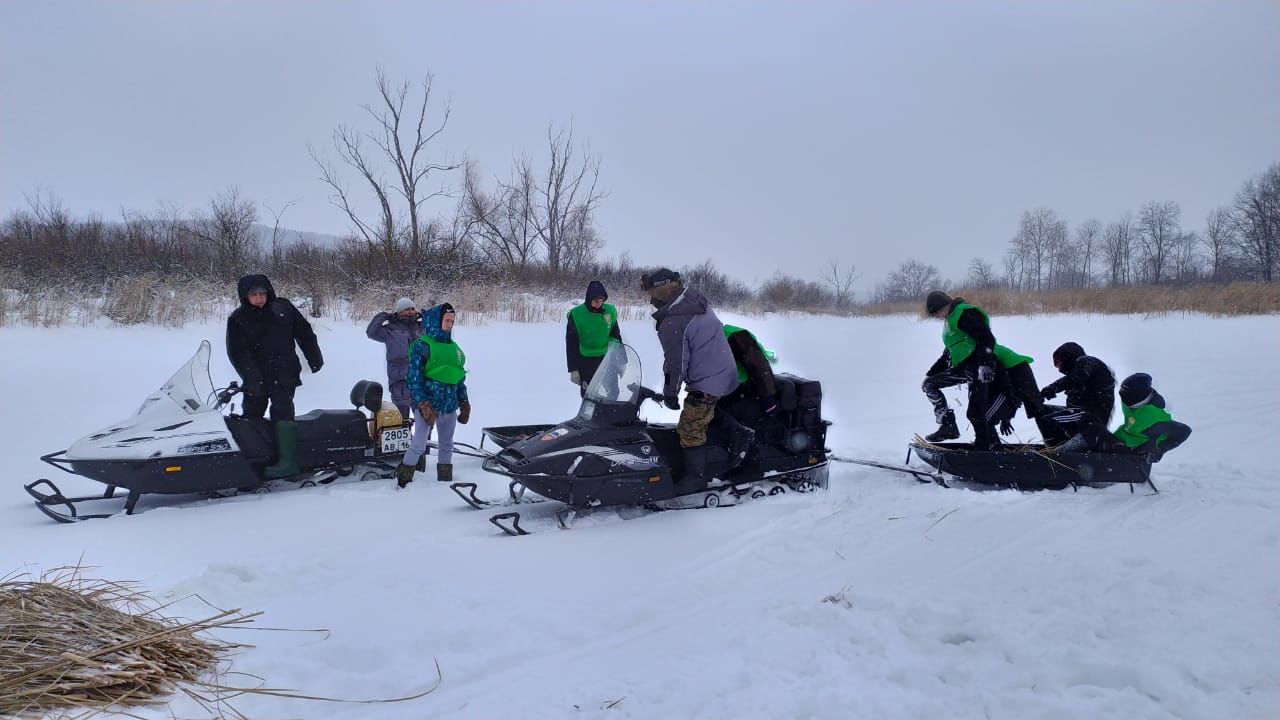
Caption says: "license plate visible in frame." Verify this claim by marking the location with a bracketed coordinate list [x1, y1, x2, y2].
[380, 427, 412, 453]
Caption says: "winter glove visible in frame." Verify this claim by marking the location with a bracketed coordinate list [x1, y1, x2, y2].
[417, 401, 438, 426]
[309, 359, 323, 373]
[569, 370, 581, 386]
[1041, 387, 1058, 400]
[999, 419, 1015, 436]
[1147, 447, 1165, 463]
[976, 364, 995, 384]
[663, 393, 681, 411]
[761, 394, 779, 415]
[458, 402, 471, 425]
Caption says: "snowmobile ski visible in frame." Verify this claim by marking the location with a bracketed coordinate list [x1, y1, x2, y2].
[449, 480, 546, 510]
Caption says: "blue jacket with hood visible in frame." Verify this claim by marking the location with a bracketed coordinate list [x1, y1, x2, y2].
[406, 304, 469, 413]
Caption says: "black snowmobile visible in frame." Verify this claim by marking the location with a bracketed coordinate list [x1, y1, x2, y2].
[452, 342, 831, 535]
[25, 341, 412, 522]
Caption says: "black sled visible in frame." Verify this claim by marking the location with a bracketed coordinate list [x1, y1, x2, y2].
[25, 341, 413, 522]
[471, 343, 830, 535]
[909, 441, 1156, 492]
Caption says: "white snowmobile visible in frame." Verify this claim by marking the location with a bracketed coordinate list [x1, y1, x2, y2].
[25, 340, 412, 522]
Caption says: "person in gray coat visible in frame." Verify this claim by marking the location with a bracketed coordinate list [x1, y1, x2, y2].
[641, 268, 754, 485]
[366, 297, 424, 418]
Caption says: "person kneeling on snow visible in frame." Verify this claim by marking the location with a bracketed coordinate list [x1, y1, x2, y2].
[717, 324, 780, 424]
[642, 268, 754, 486]
[566, 280, 622, 396]
[1036, 342, 1116, 445]
[397, 303, 471, 488]
[226, 274, 323, 479]
[1111, 373, 1190, 463]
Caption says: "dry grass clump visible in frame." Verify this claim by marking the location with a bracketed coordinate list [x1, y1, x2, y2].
[0, 566, 255, 718]
[863, 282, 1280, 317]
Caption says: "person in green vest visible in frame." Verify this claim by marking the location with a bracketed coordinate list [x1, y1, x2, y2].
[921, 290, 1037, 450]
[566, 281, 623, 396]
[1111, 373, 1191, 462]
[718, 324, 781, 421]
[396, 303, 471, 488]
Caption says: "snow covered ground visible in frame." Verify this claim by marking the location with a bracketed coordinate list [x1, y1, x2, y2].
[2, 310, 1277, 719]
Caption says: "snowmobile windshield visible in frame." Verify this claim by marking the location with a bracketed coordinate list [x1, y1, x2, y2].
[583, 341, 643, 407]
[132, 340, 218, 418]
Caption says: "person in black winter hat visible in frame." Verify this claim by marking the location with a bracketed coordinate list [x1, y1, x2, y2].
[1035, 341, 1116, 444]
[566, 280, 623, 395]
[226, 274, 323, 479]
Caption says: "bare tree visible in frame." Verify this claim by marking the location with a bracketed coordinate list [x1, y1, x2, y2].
[1075, 219, 1101, 287]
[264, 199, 298, 269]
[822, 259, 860, 308]
[1136, 200, 1181, 284]
[966, 257, 996, 288]
[1103, 213, 1135, 286]
[310, 68, 460, 269]
[463, 160, 539, 270]
[1007, 207, 1066, 290]
[1202, 206, 1236, 281]
[1170, 231, 1202, 282]
[874, 258, 941, 302]
[1233, 162, 1280, 282]
[532, 125, 606, 273]
[190, 187, 258, 279]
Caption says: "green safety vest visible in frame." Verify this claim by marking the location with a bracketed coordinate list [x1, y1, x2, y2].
[1113, 402, 1172, 449]
[415, 335, 467, 385]
[942, 303, 1031, 369]
[568, 303, 618, 358]
[723, 324, 776, 384]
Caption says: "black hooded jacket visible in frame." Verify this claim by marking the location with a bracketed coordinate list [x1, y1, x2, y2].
[226, 274, 323, 392]
[1043, 350, 1115, 423]
[565, 281, 622, 374]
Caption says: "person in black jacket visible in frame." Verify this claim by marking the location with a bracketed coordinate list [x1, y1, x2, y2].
[226, 274, 324, 478]
[1037, 342, 1116, 444]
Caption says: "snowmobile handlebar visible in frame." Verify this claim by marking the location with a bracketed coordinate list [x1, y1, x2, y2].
[630, 384, 664, 404]
[214, 381, 242, 407]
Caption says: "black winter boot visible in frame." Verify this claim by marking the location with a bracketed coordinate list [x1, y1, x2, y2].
[395, 463, 415, 489]
[925, 411, 960, 443]
[727, 425, 755, 469]
[679, 446, 709, 488]
[436, 463, 453, 483]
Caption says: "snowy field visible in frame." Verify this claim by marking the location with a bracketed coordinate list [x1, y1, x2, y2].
[2, 310, 1278, 719]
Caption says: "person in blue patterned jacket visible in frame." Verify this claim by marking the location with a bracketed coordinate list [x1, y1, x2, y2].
[396, 303, 471, 487]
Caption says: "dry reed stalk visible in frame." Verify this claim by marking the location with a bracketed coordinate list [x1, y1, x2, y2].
[0, 566, 256, 718]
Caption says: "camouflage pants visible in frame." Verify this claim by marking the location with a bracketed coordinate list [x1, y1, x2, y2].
[677, 391, 720, 448]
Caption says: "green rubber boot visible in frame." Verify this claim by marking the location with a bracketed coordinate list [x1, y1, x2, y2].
[264, 421, 301, 479]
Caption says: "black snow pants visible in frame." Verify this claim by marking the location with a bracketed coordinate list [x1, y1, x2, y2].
[242, 385, 297, 422]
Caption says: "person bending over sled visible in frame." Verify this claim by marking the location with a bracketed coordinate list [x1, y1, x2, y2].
[1037, 341, 1115, 445]
[566, 280, 623, 396]
[226, 274, 324, 479]
[396, 303, 471, 488]
[717, 324, 780, 424]
[921, 291, 1040, 450]
[642, 268, 754, 486]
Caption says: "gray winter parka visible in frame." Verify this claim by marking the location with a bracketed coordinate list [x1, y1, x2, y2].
[652, 287, 739, 398]
[366, 311, 424, 410]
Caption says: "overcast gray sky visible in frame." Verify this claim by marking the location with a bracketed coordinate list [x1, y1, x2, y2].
[2, 1, 1277, 291]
